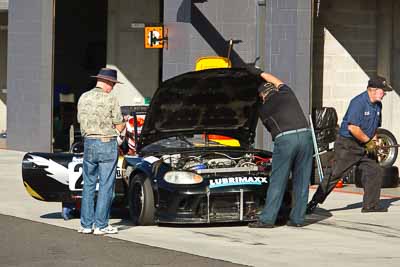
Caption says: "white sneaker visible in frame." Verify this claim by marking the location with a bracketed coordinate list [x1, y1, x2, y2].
[78, 227, 93, 234]
[93, 225, 118, 235]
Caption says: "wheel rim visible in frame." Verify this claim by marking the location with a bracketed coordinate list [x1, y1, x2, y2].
[131, 181, 145, 219]
[377, 133, 396, 166]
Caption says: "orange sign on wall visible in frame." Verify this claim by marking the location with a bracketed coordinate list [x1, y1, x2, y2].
[144, 27, 164, 48]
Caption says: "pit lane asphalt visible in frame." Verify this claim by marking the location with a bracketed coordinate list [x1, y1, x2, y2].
[1, 149, 400, 267]
[0, 214, 243, 267]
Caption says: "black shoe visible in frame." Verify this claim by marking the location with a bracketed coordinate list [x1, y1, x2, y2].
[361, 207, 388, 213]
[286, 221, 304, 227]
[248, 220, 274, 228]
[306, 200, 318, 215]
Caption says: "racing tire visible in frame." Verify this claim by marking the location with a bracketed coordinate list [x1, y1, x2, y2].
[376, 128, 398, 167]
[354, 166, 399, 188]
[128, 173, 155, 225]
[70, 141, 84, 154]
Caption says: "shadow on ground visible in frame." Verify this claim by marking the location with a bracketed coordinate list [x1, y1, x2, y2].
[305, 208, 333, 226]
[40, 205, 334, 229]
[327, 197, 400, 213]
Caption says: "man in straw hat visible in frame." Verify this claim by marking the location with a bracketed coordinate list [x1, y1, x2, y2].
[307, 76, 393, 214]
[77, 68, 125, 235]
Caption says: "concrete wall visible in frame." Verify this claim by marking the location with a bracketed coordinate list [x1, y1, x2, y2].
[163, 0, 257, 80]
[265, 0, 312, 112]
[313, 0, 400, 166]
[259, 0, 312, 149]
[313, 0, 377, 119]
[0, 0, 7, 137]
[0, 0, 8, 10]
[7, 0, 53, 152]
[0, 12, 7, 133]
[107, 0, 161, 106]
[256, 0, 312, 150]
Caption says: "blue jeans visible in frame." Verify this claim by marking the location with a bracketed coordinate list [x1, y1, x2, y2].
[80, 138, 118, 229]
[259, 131, 313, 224]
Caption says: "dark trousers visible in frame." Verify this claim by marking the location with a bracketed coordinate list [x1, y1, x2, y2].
[259, 131, 313, 224]
[312, 136, 383, 209]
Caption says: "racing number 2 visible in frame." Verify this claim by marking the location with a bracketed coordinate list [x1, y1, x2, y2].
[68, 161, 121, 191]
[68, 162, 84, 191]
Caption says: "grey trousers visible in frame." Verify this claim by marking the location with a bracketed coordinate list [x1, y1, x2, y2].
[312, 136, 383, 209]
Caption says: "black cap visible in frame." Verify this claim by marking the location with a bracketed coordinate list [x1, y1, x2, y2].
[368, 76, 392, 92]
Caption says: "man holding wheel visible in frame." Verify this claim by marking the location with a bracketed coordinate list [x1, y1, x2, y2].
[307, 76, 393, 214]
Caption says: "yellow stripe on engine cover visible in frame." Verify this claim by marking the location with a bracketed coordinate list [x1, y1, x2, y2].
[23, 181, 45, 201]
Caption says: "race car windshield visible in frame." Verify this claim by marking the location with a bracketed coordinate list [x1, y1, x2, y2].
[141, 134, 240, 152]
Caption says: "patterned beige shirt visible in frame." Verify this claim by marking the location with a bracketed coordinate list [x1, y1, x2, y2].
[77, 87, 123, 137]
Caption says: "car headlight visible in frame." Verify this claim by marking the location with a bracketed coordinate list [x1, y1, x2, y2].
[164, 171, 203, 185]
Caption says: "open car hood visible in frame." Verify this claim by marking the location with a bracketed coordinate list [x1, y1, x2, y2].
[138, 68, 262, 150]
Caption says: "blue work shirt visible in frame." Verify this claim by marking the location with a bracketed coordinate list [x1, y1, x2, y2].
[339, 91, 382, 140]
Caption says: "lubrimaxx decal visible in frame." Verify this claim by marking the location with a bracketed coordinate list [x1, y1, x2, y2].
[209, 177, 268, 188]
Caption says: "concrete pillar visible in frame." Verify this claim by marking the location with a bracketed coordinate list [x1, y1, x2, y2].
[0, 13, 7, 134]
[7, 0, 54, 152]
[381, 0, 400, 167]
[377, 0, 394, 131]
[392, 1, 400, 89]
[255, 0, 267, 150]
[377, 0, 392, 80]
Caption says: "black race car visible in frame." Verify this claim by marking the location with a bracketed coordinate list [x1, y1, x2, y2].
[22, 68, 292, 225]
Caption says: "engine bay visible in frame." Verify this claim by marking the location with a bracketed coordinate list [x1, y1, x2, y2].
[160, 151, 272, 174]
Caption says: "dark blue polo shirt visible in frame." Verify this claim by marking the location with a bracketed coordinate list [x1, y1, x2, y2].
[339, 91, 382, 140]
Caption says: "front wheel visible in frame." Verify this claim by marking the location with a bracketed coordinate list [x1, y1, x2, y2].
[69, 141, 84, 154]
[128, 173, 155, 225]
[376, 128, 398, 167]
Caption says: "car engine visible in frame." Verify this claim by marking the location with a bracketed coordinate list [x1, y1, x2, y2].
[161, 152, 271, 173]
